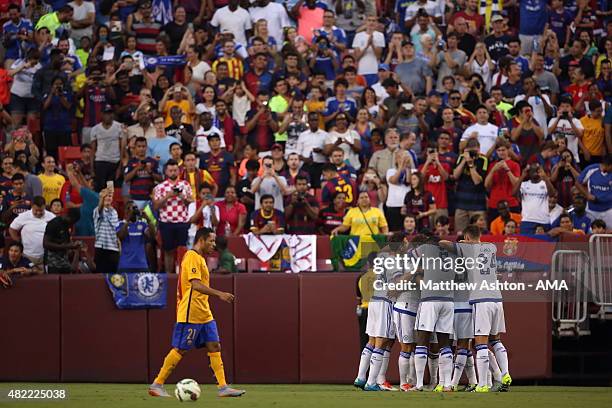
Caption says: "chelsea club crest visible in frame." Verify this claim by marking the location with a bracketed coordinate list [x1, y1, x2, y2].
[137, 273, 161, 297]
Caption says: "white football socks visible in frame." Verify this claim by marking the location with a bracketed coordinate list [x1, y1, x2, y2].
[399, 351, 412, 386]
[428, 351, 439, 385]
[491, 341, 509, 377]
[376, 349, 390, 384]
[489, 350, 502, 382]
[356, 344, 373, 381]
[451, 348, 469, 387]
[366, 348, 384, 386]
[465, 351, 478, 384]
[439, 347, 453, 387]
[475, 345, 489, 388]
[414, 346, 428, 389]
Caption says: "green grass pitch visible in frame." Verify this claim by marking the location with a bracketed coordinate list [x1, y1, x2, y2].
[2, 384, 611, 408]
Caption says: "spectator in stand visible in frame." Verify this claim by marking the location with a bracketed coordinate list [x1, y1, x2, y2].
[245, 91, 279, 154]
[0, 242, 41, 287]
[280, 153, 310, 187]
[329, 147, 357, 182]
[402, 171, 436, 232]
[166, 106, 195, 153]
[15, 161, 42, 199]
[236, 159, 259, 222]
[215, 236, 238, 274]
[359, 168, 386, 209]
[210, 0, 252, 48]
[38, 156, 65, 205]
[452, 138, 488, 233]
[117, 200, 156, 273]
[1, 173, 32, 227]
[386, 150, 413, 232]
[368, 128, 402, 181]
[92, 188, 119, 273]
[321, 163, 356, 207]
[579, 100, 605, 166]
[460, 104, 498, 155]
[324, 112, 361, 171]
[503, 219, 518, 236]
[434, 215, 450, 237]
[548, 213, 586, 237]
[72, 143, 94, 177]
[91, 105, 125, 191]
[514, 163, 557, 234]
[484, 14, 510, 61]
[41, 76, 73, 161]
[188, 184, 220, 236]
[194, 111, 226, 153]
[420, 144, 450, 222]
[564, 195, 592, 234]
[484, 139, 521, 222]
[49, 198, 63, 216]
[250, 194, 285, 235]
[179, 151, 217, 200]
[490, 200, 522, 236]
[148, 115, 180, 172]
[152, 159, 193, 274]
[43, 207, 82, 274]
[318, 191, 347, 235]
[7, 48, 41, 129]
[284, 175, 320, 234]
[8, 196, 55, 266]
[251, 155, 289, 212]
[591, 219, 608, 234]
[127, 107, 156, 140]
[551, 149, 581, 208]
[435, 32, 466, 93]
[36, 5, 74, 39]
[216, 185, 247, 237]
[124, 137, 162, 210]
[401, 214, 417, 237]
[0, 156, 15, 195]
[331, 189, 389, 237]
[548, 192, 565, 227]
[198, 133, 236, 197]
[577, 157, 612, 227]
[509, 100, 544, 165]
[548, 97, 585, 167]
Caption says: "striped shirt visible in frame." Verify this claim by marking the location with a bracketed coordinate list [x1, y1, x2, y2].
[93, 206, 120, 251]
[212, 57, 244, 80]
[133, 19, 162, 55]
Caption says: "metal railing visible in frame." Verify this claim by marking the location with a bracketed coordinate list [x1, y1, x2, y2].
[589, 234, 612, 319]
[551, 250, 589, 336]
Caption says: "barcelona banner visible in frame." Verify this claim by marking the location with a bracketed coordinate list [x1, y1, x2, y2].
[482, 234, 557, 273]
[105, 273, 167, 309]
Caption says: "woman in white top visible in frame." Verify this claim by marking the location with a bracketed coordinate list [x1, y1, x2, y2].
[8, 49, 42, 127]
[466, 42, 494, 92]
[385, 150, 413, 231]
[185, 45, 211, 85]
[323, 112, 362, 170]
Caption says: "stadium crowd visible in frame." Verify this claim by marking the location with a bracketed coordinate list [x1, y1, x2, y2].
[0, 0, 611, 281]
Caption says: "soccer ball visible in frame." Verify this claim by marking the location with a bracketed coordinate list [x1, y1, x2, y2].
[175, 379, 201, 402]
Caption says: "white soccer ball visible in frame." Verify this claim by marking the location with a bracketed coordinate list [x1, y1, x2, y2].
[175, 379, 201, 402]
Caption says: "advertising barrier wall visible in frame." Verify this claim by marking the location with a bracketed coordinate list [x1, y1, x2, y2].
[0, 274, 551, 383]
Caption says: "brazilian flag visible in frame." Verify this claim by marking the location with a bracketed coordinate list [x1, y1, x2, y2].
[330, 235, 388, 271]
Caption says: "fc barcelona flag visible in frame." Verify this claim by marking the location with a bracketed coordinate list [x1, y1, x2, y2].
[106, 272, 167, 309]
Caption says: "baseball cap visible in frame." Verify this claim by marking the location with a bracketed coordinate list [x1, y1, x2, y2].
[378, 63, 390, 71]
[491, 14, 504, 23]
[428, 90, 441, 98]
[102, 104, 113, 113]
[401, 40, 414, 47]
[206, 132, 221, 140]
[271, 143, 283, 150]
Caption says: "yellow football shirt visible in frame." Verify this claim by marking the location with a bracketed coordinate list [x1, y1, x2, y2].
[38, 173, 66, 204]
[342, 207, 388, 237]
[176, 250, 213, 324]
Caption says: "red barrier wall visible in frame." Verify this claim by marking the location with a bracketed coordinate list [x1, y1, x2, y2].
[0, 275, 61, 381]
[0, 275, 551, 383]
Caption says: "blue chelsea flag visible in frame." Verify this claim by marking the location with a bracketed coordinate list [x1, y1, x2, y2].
[106, 273, 167, 309]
